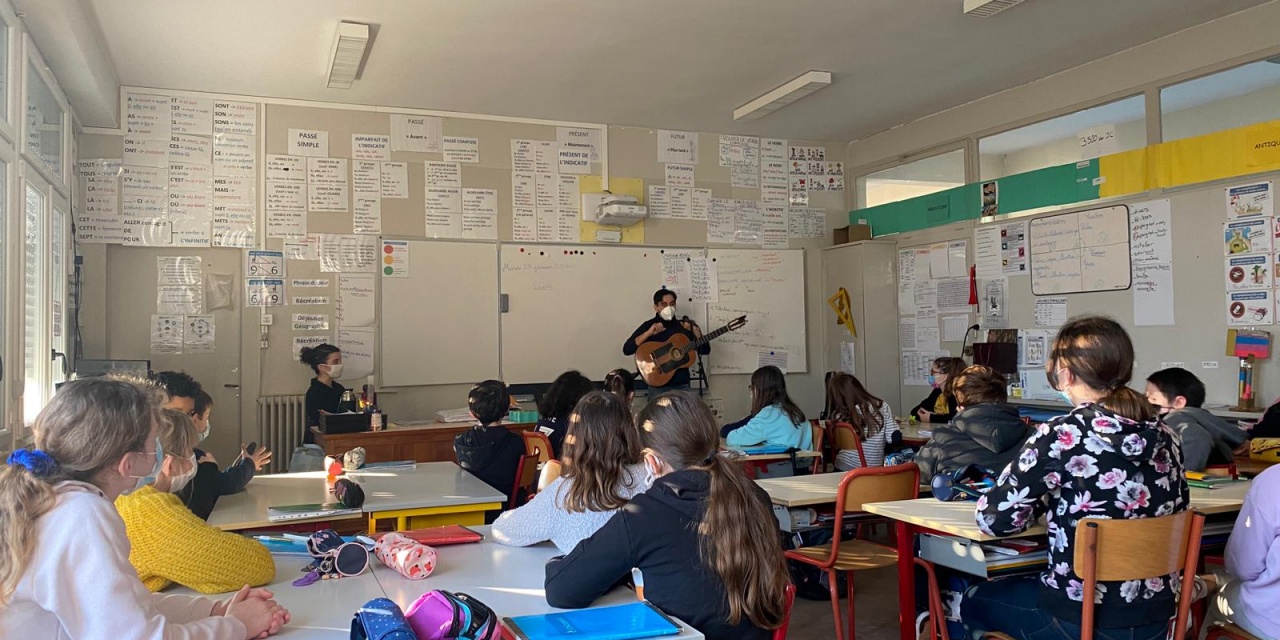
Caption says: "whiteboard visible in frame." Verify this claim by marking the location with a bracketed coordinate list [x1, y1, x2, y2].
[707, 249, 807, 374]
[500, 245, 709, 384]
[380, 240, 500, 386]
[1030, 205, 1131, 295]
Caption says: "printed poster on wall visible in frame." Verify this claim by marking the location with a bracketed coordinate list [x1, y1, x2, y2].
[1226, 182, 1273, 219]
[1225, 219, 1272, 256]
[1227, 290, 1275, 326]
[1226, 254, 1272, 291]
[381, 240, 409, 277]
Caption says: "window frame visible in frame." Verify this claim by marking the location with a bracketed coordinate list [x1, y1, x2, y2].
[20, 34, 68, 195]
[853, 142, 969, 210]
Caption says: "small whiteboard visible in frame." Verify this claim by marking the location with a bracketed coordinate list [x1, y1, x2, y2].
[380, 241, 500, 386]
[707, 249, 807, 374]
[1030, 205, 1131, 295]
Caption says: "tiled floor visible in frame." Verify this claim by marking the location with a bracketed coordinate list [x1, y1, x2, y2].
[785, 565, 905, 639]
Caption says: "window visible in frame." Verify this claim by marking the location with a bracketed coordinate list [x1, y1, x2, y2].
[0, 162, 5, 435]
[51, 204, 66, 385]
[22, 180, 44, 424]
[856, 148, 965, 209]
[979, 96, 1146, 181]
[24, 61, 62, 181]
[1162, 60, 1280, 143]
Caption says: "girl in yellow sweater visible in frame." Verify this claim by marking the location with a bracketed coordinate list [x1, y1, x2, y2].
[116, 409, 275, 594]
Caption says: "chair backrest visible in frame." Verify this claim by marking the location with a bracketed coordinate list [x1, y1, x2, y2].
[510, 453, 541, 510]
[837, 462, 921, 515]
[522, 430, 554, 465]
[1073, 510, 1205, 640]
[832, 422, 869, 469]
[772, 583, 798, 640]
[809, 425, 825, 474]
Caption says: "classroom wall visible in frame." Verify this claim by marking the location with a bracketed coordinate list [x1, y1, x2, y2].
[846, 1, 1280, 173]
[77, 100, 847, 449]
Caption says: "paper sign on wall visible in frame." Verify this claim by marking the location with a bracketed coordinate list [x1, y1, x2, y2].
[351, 134, 390, 161]
[1078, 123, 1120, 160]
[288, 129, 329, 157]
[1225, 218, 1272, 256]
[337, 274, 376, 327]
[381, 162, 409, 199]
[183, 315, 216, 353]
[157, 256, 203, 286]
[658, 130, 698, 165]
[1227, 290, 1275, 326]
[381, 240, 409, 277]
[336, 327, 375, 381]
[443, 136, 480, 163]
[556, 127, 600, 162]
[319, 234, 378, 273]
[1226, 182, 1273, 219]
[150, 315, 183, 354]
[293, 336, 331, 360]
[245, 250, 285, 278]
[246, 278, 285, 307]
[391, 114, 442, 152]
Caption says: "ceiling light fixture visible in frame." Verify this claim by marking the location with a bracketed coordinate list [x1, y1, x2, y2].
[733, 71, 831, 121]
[327, 21, 371, 89]
[963, 0, 1028, 18]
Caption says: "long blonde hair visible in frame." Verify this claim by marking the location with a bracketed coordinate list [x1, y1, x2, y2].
[0, 377, 161, 603]
[158, 409, 199, 463]
[637, 392, 787, 630]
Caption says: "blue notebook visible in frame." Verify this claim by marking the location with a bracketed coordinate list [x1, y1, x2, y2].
[737, 444, 791, 455]
[504, 602, 681, 640]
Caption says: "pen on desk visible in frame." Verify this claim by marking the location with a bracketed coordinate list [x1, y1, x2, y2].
[282, 533, 311, 543]
[253, 535, 294, 543]
[631, 567, 645, 601]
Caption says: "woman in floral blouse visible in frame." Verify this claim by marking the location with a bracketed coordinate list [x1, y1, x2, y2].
[962, 316, 1189, 640]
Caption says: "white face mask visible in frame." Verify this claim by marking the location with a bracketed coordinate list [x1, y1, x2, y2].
[197, 421, 210, 443]
[169, 455, 198, 493]
[323, 363, 345, 379]
[659, 306, 676, 321]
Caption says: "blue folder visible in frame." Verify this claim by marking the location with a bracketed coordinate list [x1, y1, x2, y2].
[504, 602, 681, 640]
[737, 444, 791, 455]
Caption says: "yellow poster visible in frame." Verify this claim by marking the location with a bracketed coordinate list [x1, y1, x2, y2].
[578, 175, 646, 244]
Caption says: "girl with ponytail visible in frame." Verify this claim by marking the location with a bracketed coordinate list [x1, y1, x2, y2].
[964, 317, 1188, 640]
[545, 391, 788, 639]
[0, 377, 290, 639]
[603, 368, 636, 405]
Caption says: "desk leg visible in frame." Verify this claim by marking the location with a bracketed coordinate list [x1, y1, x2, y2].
[895, 521, 915, 640]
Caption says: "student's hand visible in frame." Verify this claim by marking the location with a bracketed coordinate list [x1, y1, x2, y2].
[222, 585, 287, 639]
[198, 451, 218, 465]
[241, 444, 273, 471]
[916, 408, 932, 422]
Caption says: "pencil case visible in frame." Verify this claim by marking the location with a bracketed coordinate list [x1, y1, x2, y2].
[374, 532, 438, 580]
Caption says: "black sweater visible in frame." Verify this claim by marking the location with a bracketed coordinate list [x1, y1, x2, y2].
[304, 378, 345, 445]
[914, 403, 1030, 479]
[176, 449, 255, 520]
[545, 469, 776, 640]
[454, 425, 525, 501]
[622, 315, 711, 389]
[911, 388, 958, 423]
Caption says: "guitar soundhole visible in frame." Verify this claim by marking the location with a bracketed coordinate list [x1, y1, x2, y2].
[670, 347, 684, 361]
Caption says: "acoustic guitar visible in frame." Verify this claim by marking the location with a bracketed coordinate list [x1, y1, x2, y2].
[634, 316, 747, 387]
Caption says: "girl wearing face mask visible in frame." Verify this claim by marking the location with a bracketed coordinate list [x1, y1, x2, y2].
[0, 377, 290, 640]
[300, 343, 345, 445]
[545, 391, 789, 639]
[493, 391, 650, 553]
[116, 409, 276, 595]
[964, 317, 1188, 640]
[912, 356, 965, 423]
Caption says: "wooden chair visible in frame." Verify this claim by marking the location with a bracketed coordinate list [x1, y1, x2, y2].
[1076, 511, 1207, 640]
[537, 460, 562, 492]
[509, 453, 540, 510]
[831, 422, 869, 469]
[784, 463, 921, 640]
[808, 423, 826, 475]
[1203, 463, 1239, 479]
[772, 583, 798, 640]
[522, 430, 555, 465]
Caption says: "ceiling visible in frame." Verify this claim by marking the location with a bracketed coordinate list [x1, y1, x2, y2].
[63, 0, 1273, 140]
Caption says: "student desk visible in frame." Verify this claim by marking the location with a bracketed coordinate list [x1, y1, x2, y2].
[898, 422, 931, 446]
[313, 420, 535, 464]
[169, 556, 385, 639]
[208, 463, 506, 533]
[858, 481, 1252, 640]
[373, 527, 705, 638]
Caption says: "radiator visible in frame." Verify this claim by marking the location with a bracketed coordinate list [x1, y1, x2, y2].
[256, 395, 306, 474]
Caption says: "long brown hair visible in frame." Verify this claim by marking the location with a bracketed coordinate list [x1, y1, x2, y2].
[825, 373, 887, 437]
[637, 392, 787, 629]
[933, 357, 967, 399]
[749, 366, 806, 426]
[1046, 316, 1154, 422]
[0, 377, 161, 603]
[559, 392, 643, 513]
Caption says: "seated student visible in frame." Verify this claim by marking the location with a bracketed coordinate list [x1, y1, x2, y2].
[1145, 367, 1248, 471]
[493, 391, 650, 553]
[116, 409, 275, 594]
[1211, 465, 1280, 640]
[454, 380, 527, 508]
[825, 372, 900, 470]
[0, 377, 289, 639]
[545, 392, 789, 640]
[299, 344, 345, 445]
[912, 356, 965, 423]
[535, 370, 593, 459]
[603, 368, 636, 405]
[964, 317, 1188, 640]
[178, 390, 271, 521]
[915, 365, 1030, 479]
[722, 366, 813, 451]
[1249, 397, 1280, 439]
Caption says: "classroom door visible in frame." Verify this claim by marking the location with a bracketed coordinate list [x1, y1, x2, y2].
[102, 246, 244, 464]
[820, 242, 902, 412]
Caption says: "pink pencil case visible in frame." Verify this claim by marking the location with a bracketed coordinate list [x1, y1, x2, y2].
[374, 532, 438, 580]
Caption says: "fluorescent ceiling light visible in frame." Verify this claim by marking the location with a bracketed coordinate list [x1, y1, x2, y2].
[963, 0, 1028, 18]
[734, 71, 831, 121]
[327, 22, 370, 89]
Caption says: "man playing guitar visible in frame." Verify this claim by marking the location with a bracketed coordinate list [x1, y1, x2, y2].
[622, 288, 708, 392]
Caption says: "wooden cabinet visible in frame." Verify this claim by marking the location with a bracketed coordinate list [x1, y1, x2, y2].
[312, 422, 534, 464]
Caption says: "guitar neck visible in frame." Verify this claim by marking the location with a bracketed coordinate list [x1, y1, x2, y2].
[689, 323, 734, 350]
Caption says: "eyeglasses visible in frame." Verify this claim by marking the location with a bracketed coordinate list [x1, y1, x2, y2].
[185, 409, 200, 418]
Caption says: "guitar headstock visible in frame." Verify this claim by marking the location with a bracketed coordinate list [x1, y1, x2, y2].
[726, 315, 748, 331]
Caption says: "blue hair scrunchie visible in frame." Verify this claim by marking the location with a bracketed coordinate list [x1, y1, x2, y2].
[6, 449, 57, 477]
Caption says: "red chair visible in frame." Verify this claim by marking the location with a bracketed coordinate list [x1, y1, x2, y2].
[1203, 463, 1239, 480]
[784, 463, 921, 640]
[522, 430, 555, 465]
[509, 453, 539, 510]
[831, 422, 869, 470]
[773, 583, 798, 640]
